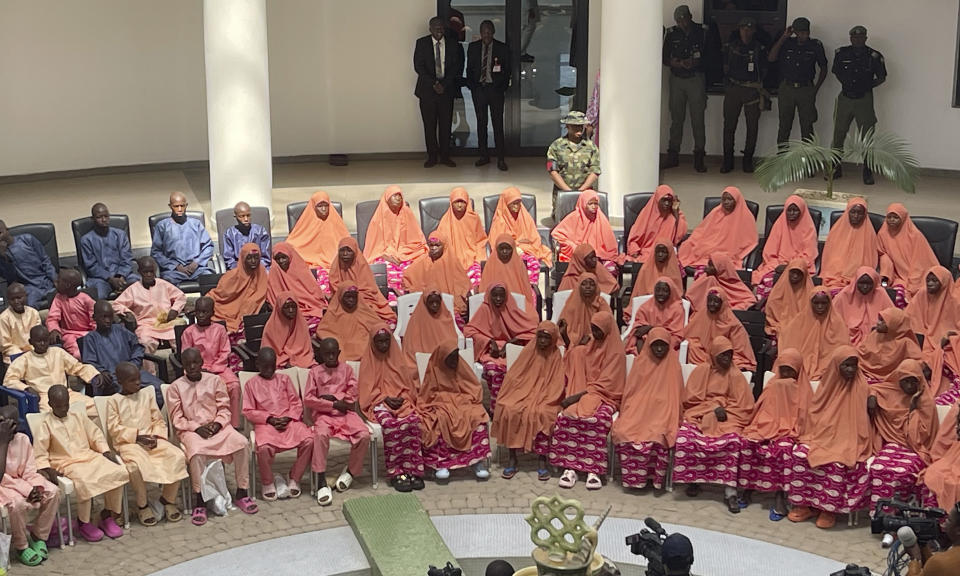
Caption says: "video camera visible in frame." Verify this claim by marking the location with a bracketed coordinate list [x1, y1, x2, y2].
[427, 562, 462, 576]
[870, 499, 945, 545]
[829, 564, 872, 576]
[625, 517, 669, 576]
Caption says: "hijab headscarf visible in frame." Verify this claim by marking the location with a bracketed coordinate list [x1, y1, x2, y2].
[682, 336, 756, 437]
[558, 272, 613, 346]
[418, 340, 488, 451]
[625, 277, 685, 354]
[362, 185, 428, 262]
[779, 288, 851, 379]
[873, 359, 939, 464]
[402, 230, 471, 316]
[857, 307, 922, 382]
[313, 286, 383, 361]
[920, 400, 960, 508]
[905, 266, 960, 343]
[832, 266, 894, 345]
[551, 190, 620, 262]
[558, 243, 619, 294]
[878, 203, 939, 298]
[683, 290, 756, 370]
[267, 242, 328, 320]
[685, 252, 757, 312]
[562, 311, 625, 418]
[820, 198, 880, 290]
[480, 234, 536, 311]
[764, 258, 814, 338]
[435, 187, 487, 269]
[463, 283, 538, 364]
[208, 243, 268, 332]
[284, 190, 350, 268]
[677, 186, 758, 268]
[402, 289, 459, 367]
[625, 185, 687, 262]
[628, 239, 683, 303]
[261, 291, 315, 369]
[328, 237, 396, 324]
[487, 186, 553, 265]
[358, 326, 418, 420]
[752, 195, 818, 284]
[742, 348, 811, 441]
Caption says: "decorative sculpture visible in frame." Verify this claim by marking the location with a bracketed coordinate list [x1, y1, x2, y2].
[521, 494, 612, 576]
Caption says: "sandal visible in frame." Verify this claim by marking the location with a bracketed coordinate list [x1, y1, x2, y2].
[726, 495, 741, 514]
[29, 538, 48, 560]
[769, 508, 786, 522]
[17, 546, 43, 567]
[138, 505, 158, 527]
[191, 507, 207, 526]
[501, 466, 518, 480]
[391, 474, 413, 493]
[537, 468, 551, 482]
[287, 478, 302, 498]
[234, 496, 259, 515]
[410, 476, 425, 491]
[558, 469, 577, 489]
[586, 473, 602, 491]
[316, 486, 333, 506]
[261, 482, 278, 502]
[164, 502, 183, 523]
[685, 484, 702, 497]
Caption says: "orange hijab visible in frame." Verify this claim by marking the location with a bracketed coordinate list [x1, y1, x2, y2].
[905, 265, 960, 342]
[820, 198, 880, 290]
[208, 243, 268, 332]
[625, 277, 685, 354]
[402, 289, 459, 366]
[683, 290, 756, 370]
[878, 203, 939, 298]
[463, 283, 538, 363]
[418, 340, 488, 451]
[562, 310, 625, 418]
[625, 185, 687, 262]
[358, 325, 418, 420]
[480, 234, 535, 310]
[686, 252, 756, 312]
[857, 307, 922, 382]
[328, 237, 395, 324]
[488, 186, 552, 265]
[764, 258, 814, 338]
[752, 195, 818, 284]
[920, 400, 960, 509]
[491, 321, 566, 451]
[435, 187, 488, 269]
[313, 286, 384, 361]
[402, 230, 471, 316]
[779, 288, 851, 379]
[362, 185, 428, 262]
[682, 336, 756, 437]
[742, 348, 811, 442]
[558, 243, 619, 294]
[628, 239, 683, 301]
[267, 242, 328, 320]
[800, 345, 875, 468]
[261, 291, 315, 369]
[873, 359, 939, 464]
[832, 266, 894, 345]
[284, 190, 350, 268]
[613, 327, 683, 447]
[677, 186, 758, 267]
[558, 272, 613, 346]
[551, 190, 620, 262]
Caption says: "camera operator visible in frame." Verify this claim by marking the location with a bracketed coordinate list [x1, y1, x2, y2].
[662, 533, 695, 576]
[906, 502, 960, 575]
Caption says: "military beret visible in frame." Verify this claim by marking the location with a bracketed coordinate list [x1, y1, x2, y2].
[850, 25, 867, 36]
[674, 5, 692, 20]
[792, 17, 810, 32]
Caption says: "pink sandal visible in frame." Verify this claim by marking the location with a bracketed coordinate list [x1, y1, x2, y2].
[234, 497, 259, 515]
[191, 507, 207, 526]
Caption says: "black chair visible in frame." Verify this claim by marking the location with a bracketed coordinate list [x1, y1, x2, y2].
[554, 191, 609, 225]
[234, 312, 272, 372]
[70, 215, 132, 286]
[911, 216, 959, 269]
[355, 200, 380, 252]
[147, 211, 209, 294]
[621, 193, 654, 252]
[828, 210, 885, 233]
[9, 223, 59, 271]
[733, 309, 772, 398]
[198, 273, 223, 296]
[214, 207, 272, 268]
[286, 201, 344, 232]
[417, 196, 474, 237]
[762, 204, 824, 238]
[170, 320, 229, 378]
[370, 262, 390, 298]
[702, 197, 759, 220]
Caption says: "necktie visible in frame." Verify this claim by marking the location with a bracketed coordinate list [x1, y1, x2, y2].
[482, 43, 490, 83]
[435, 40, 443, 79]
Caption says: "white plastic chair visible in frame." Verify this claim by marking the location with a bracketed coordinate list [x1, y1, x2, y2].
[396, 292, 463, 340]
[504, 343, 523, 368]
[239, 367, 303, 498]
[94, 393, 152, 530]
[549, 290, 612, 323]
[467, 292, 527, 321]
[762, 371, 775, 389]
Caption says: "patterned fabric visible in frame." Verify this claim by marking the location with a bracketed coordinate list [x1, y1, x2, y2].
[314, 267, 331, 296]
[532, 432, 551, 456]
[227, 326, 245, 373]
[601, 260, 618, 278]
[891, 284, 907, 309]
[617, 442, 670, 489]
[482, 362, 506, 413]
[784, 442, 870, 513]
[671, 422, 742, 487]
[373, 405, 425, 478]
[520, 252, 541, 286]
[755, 271, 776, 301]
[466, 262, 482, 289]
[371, 257, 414, 297]
[937, 367, 960, 406]
[422, 424, 491, 471]
[868, 443, 926, 510]
[546, 137, 601, 190]
[692, 265, 706, 280]
[549, 403, 615, 475]
[738, 438, 794, 492]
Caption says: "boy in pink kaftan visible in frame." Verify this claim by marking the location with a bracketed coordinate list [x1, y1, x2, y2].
[46, 269, 95, 359]
[181, 297, 241, 427]
[112, 256, 186, 353]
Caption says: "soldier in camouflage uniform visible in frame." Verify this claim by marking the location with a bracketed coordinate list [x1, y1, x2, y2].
[546, 111, 601, 221]
[768, 17, 827, 144]
[662, 4, 708, 173]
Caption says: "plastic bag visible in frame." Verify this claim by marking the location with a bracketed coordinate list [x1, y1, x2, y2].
[149, 497, 165, 521]
[273, 473, 291, 499]
[200, 458, 234, 516]
[0, 530, 10, 571]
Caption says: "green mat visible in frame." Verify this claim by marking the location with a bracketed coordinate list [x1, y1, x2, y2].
[343, 494, 459, 576]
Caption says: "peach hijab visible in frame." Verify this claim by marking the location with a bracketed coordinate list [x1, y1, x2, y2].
[628, 238, 683, 302]
[612, 327, 683, 448]
[261, 291, 315, 369]
[742, 348, 810, 442]
[558, 272, 613, 346]
[313, 286, 383, 361]
[418, 340, 488, 451]
[551, 190, 620, 262]
[857, 307, 922, 382]
[873, 359, 939, 464]
[362, 185, 428, 262]
[751, 195, 818, 284]
[402, 289, 459, 367]
[905, 265, 960, 342]
[562, 310, 626, 418]
[682, 336, 756, 437]
[208, 243, 268, 332]
[677, 186, 758, 268]
[558, 243, 619, 294]
[267, 242, 328, 320]
[878, 203, 939, 298]
[832, 266, 894, 345]
[779, 288, 851, 379]
[435, 187, 487, 269]
[491, 321, 566, 451]
[328, 237, 395, 324]
[358, 325, 418, 420]
[625, 185, 687, 262]
[800, 345, 875, 468]
[764, 258, 814, 338]
[463, 283, 537, 364]
[488, 186, 552, 265]
[820, 198, 880, 290]
[285, 190, 350, 268]
[402, 230, 471, 316]
[920, 400, 960, 508]
[683, 290, 756, 370]
[624, 277, 685, 354]
[685, 252, 756, 312]
[480, 234, 535, 311]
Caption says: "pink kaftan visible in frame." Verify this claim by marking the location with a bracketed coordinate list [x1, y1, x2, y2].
[46, 292, 96, 358]
[166, 372, 247, 461]
[303, 363, 371, 474]
[241, 372, 313, 450]
[112, 279, 186, 348]
[181, 322, 241, 426]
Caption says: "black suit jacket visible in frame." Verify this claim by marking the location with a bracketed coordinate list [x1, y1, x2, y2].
[414, 33, 464, 99]
[466, 39, 510, 93]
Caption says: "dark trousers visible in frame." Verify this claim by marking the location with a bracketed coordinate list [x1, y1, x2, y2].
[472, 84, 505, 160]
[722, 83, 762, 157]
[777, 82, 818, 143]
[832, 91, 877, 151]
[419, 92, 454, 161]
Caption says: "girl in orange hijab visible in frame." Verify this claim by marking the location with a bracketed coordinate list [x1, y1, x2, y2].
[480, 234, 537, 311]
[925, 331, 960, 405]
[401, 290, 459, 369]
[832, 266, 894, 345]
[819, 198, 880, 292]
[488, 187, 553, 279]
[268, 242, 328, 333]
[358, 326, 425, 491]
[313, 286, 383, 361]
[558, 272, 612, 348]
[551, 310, 625, 490]
[624, 185, 687, 263]
[857, 307, 922, 383]
[613, 327, 683, 490]
[624, 277, 685, 354]
[402, 230, 471, 319]
[763, 258, 813, 339]
[208, 243, 268, 335]
[779, 288, 850, 379]
[418, 341, 492, 482]
[492, 321, 565, 481]
[868, 359, 940, 511]
[261, 291, 316, 369]
[740, 349, 811, 520]
[434, 187, 487, 287]
[906, 266, 960, 347]
[551, 190, 622, 268]
[363, 185, 428, 298]
[328, 237, 396, 327]
[677, 187, 758, 269]
[919, 400, 960, 509]
[284, 190, 350, 291]
[463, 284, 538, 412]
[674, 336, 756, 514]
[624, 239, 684, 321]
[686, 252, 757, 312]
[751, 196, 818, 294]
[878, 203, 939, 302]
[684, 290, 755, 370]
[559, 243, 619, 295]
[786, 346, 875, 529]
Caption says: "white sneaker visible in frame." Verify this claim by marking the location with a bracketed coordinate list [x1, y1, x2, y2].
[474, 462, 490, 480]
[316, 486, 333, 506]
[435, 468, 451, 481]
[335, 469, 353, 492]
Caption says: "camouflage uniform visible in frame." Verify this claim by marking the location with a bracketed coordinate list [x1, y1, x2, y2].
[546, 130, 601, 216]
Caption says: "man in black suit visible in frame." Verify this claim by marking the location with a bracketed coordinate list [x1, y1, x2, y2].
[414, 17, 464, 168]
[466, 20, 511, 171]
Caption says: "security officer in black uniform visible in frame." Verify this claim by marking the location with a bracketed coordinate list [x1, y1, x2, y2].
[721, 17, 767, 174]
[767, 17, 827, 144]
[662, 5, 708, 173]
[832, 25, 887, 184]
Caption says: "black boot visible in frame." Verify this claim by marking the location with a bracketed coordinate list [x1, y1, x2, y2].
[693, 150, 707, 173]
[862, 165, 875, 185]
[660, 150, 679, 170]
[742, 154, 755, 173]
[720, 152, 734, 174]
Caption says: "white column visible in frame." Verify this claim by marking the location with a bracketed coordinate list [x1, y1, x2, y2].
[598, 0, 662, 218]
[203, 0, 272, 214]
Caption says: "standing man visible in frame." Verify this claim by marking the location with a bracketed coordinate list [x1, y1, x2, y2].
[768, 17, 827, 145]
[721, 17, 767, 174]
[662, 5, 708, 173]
[546, 111, 600, 222]
[467, 20, 511, 171]
[414, 16, 464, 168]
[832, 25, 887, 185]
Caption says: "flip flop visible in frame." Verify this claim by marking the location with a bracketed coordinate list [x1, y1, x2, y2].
[558, 469, 577, 489]
[191, 507, 207, 527]
[234, 496, 259, 515]
[769, 509, 786, 522]
[287, 478, 302, 498]
[18, 546, 43, 567]
[585, 473, 602, 490]
[501, 466, 518, 480]
[164, 502, 183, 523]
[137, 505, 158, 527]
[537, 468, 551, 481]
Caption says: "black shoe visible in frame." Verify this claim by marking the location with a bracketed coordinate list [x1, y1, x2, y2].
[520, 53, 535, 63]
[693, 150, 707, 173]
[862, 166, 875, 185]
[660, 150, 679, 170]
[555, 86, 576, 96]
[720, 154, 734, 174]
[497, 159, 508, 171]
[441, 158, 457, 167]
[742, 155, 755, 173]
[410, 476, 425, 491]
[424, 158, 437, 168]
[475, 157, 491, 167]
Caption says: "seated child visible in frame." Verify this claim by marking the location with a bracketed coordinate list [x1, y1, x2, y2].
[112, 256, 186, 353]
[181, 297, 242, 427]
[0, 282, 40, 363]
[46, 269, 96, 359]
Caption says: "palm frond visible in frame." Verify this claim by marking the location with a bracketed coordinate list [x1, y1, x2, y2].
[843, 128, 920, 193]
[754, 137, 841, 192]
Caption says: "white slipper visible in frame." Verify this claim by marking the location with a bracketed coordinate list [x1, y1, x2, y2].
[586, 472, 602, 490]
[261, 483, 277, 501]
[335, 469, 353, 492]
[316, 486, 333, 506]
[558, 469, 577, 489]
[287, 477, 302, 498]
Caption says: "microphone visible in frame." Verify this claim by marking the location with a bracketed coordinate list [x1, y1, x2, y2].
[897, 526, 918, 549]
[644, 517, 667, 536]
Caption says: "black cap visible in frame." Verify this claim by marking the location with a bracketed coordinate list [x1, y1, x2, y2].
[674, 5, 692, 20]
[738, 17, 756, 29]
[850, 25, 867, 36]
[792, 17, 810, 32]
[662, 533, 694, 565]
